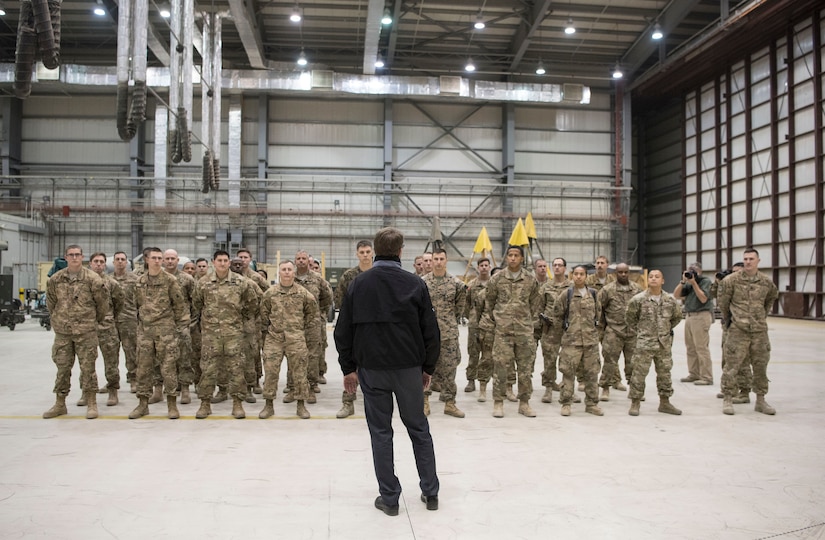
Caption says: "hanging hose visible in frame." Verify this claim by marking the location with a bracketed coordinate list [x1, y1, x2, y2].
[116, 82, 132, 140]
[32, 0, 58, 69]
[212, 158, 220, 191]
[178, 107, 192, 162]
[202, 150, 213, 194]
[14, 1, 36, 99]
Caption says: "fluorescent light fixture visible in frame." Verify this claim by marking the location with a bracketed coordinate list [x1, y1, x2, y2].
[290, 7, 302, 22]
[465, 58, 476, 72]
[612, 63, 623, 79]
[535, 62, 546, 75]
[297, 50, 308, 66]
[381, 8, 392, 25]
[651, 22, 663, 40]
[474, 13, 485, 30]
[564, 17, 575, 35]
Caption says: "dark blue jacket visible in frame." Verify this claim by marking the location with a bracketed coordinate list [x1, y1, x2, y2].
[334, 257, 440, 375]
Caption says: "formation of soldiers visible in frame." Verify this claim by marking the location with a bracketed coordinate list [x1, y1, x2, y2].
[40, 240, 779, 421]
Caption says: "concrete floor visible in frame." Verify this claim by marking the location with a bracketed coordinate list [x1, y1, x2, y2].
[1, 316, 824, 540]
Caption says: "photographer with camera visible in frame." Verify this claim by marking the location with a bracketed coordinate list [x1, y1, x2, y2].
[673, 261, 714, 386]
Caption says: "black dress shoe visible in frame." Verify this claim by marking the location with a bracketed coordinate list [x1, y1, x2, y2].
[420, 494, 438, 511]
[374, 496, 399, 516]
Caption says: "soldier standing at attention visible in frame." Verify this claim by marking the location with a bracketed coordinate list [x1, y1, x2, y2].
[195, 258, 209, 279]
[112, 251, 139, 394]
[333, 240, 374, 419]
[585, 255, 615, 290]
[463, 257, 491, 395]
[88, 252, 125, 407]
[413, 255, 425, 276]
[421, 252, 433, 276]
[554, 265, 603, 417]
[487, 245, 541, 418]
[308, 255, 334, 384]
[711, 262, 752, 402]
[130, 247, 189, 419]
[717, 248, 779, 416]
[163, 249, 197, 405]
[422, 248, 467, 418]
[230, 257, 264, 405]
[539, 257, 573, 402]
[237, 248, 270, 393]
[625, 269, 684, 416]
[43, 245, 109, 419]
[183, 261, 197, 276]
[258, 261, 318, 419]
[597, 263, 642, 401]
[192, 250, 260, 419]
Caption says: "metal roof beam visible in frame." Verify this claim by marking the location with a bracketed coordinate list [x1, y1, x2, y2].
[507, 0, 553, 72]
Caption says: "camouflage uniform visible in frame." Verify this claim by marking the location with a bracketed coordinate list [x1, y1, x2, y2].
[47, 268, 109, 396]
[597, 280, 642, 388]
[292, 270, 332, 390]
[539, 279, 571, 388]
[112, 271, 139, 385]
[192, 271, 259, 400]
[625, 290, 683, 400]
[260, 283, 319, 401]
[134, 271, 188, 397]
[166, 269, 196, 388]
[241, 277, 264, 388]
[422, 272, 466, 402]
[553, 287, 602, 406]
[464, 276, 488, 382]
[710, 280, 752, 394]
[717, 271, 778, 398]
[486, 269, 541, 401]
[190, 275, 205, 385]
[334, 266, 364, 404]
[585, 273, 615, 291]
[477, 297, 515, 384]
[97, 273, 125, 390]
[243, 267, 270, 382]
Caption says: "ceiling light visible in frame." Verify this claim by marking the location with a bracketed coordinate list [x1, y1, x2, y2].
[564, 17, 575, 35]
[160, 8, 171, 18]
[474, 13, 485, 30]
[0, 5, 6, 16]
[612, 63, 623, 79]
[381, 8, 392, 25]
[374, 57, 385, 68]
[289, 7, 302, 23]
[535, 61, 546, 76]
[93, 6, 106, 16]
[651, 22, 663, 40]
[465, 58, 476, 72]
[297, 50, 308, 67]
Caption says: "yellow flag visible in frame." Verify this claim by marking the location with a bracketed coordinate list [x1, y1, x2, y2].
[525, 212, 537, 239]
[508, 218, 529, 246]
[473, 227, 493, 254]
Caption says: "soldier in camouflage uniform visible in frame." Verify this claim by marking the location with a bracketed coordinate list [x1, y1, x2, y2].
[230, 257, 264, 404]
[286, 250, 332, 402]
[333, 240, 373, 418]
[585, 255, 615, 291]
[164, 249, 197, 405]
[553, 265, 603, 417]
[475, 266, 516, 402]
[258, 261, 318, 419]
[486, 245, 541, 418]
[183, 261, 197, 276]
[112, 251, 139, 393]
[421, 252, 433, 275]
[308, 255, 334, 382]
[413, 255, 424, 276]
[597, 263, 642, 401]
[538, 257, 573, 404]
[191, 258, 209, 385]
[464, 257, 491, 395]
[43, 245, 110, 420]
[711, 262, 752, 402]
[237, 248, 270, 392]
[422, 248, 467, 418]
[130, 247, 189, 419]
[192, 250, 260, 419]
[88, 252, 125, 407]
[717, 248, 779, 416]
[625, 269, 684, 416]
[195, 258, 209, 279]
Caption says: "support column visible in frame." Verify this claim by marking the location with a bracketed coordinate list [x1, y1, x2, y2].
[153, 106, 168, 207]
[382, 98, 393, 227]
[130, 122, 146, 258]
[228, 94, 242, 209]
[257, 95, 269, 262]
[501, 103, 515, 254]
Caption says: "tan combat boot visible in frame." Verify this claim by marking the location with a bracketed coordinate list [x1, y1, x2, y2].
[129, 397, 149, 419]
[600, 387, 610, 402]
[76, 393, 87, 407]
[148, 385, 163, 404]
[444, 400, 465, 418]
[336, 401, 354, 419]
[231, 397, 246, 419]
[492, 400, 504, 418]
[754, 395, 776, 415]
[506, 385, 517, 402]
[130, 381, 137, 394]
[85, 392, 99, 419]
[464, 380, 475, 392]
[259, 399, 275, 419]
[732, 392, 750, 404]
[166, 395, 180, 419]
[585, 404, 604, 416]
[296, 400, 310, 419]
[213, 387, 229, 403]
[180, 385, 191, 404]
[98, 386, 108, 394]
[477, 382, 487, 403]
[195, 399, 211, 419]
[722, 396, 734, 415]
[282, 391, 295, 403]
[253, 381, 263, 394]
[43, 395, 67, 419]
[613, 381, 627, 391]
[307, 392, 317, 404]
[560, 404, 571, 416]
[658, 396, 682, 415]
[518, 400, 536, 417]
[107, 388, 118, 406]
[628, 399, 641, 416]
[245, 386, 257, 404]
[541, 386, 553, 403]
[423, 394, 430, 416]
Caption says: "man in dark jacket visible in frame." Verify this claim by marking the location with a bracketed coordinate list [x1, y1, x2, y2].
[334, 227, 441, 517]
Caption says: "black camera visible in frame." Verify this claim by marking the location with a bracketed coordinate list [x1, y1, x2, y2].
[683, 270, 696, 280]
[716, 269, 733, 280]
